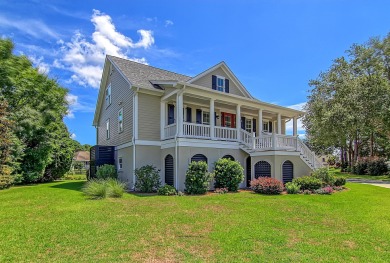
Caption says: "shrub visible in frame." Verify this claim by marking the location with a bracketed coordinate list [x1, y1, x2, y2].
[302, 189, 312, 195]
[314, 186, 333, 195]
[134, 165, 161, 193]
[184, 161, 213, 195]
[293, 176, 322, 191]
[96, 164, 117, 179]
[63, 174, 86, 180]
[177, 191, 185, 196]
[214, 187, 229, 194]
[213, 158, 244, 192]
[334, 177, 346, 186]
[106, 179, 126, 198]
[83, 179, 107, 199]
[332, 186, 344, 191]
[157, 185, 177, 196]
[250, 177, 284, 195]
[367, 158, 388, 176]
[0, 175, 13, 190]
[312, 168, 335, 186]
[285, 182, 300, 194]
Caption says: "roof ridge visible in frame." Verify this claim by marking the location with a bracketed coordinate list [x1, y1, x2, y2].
[107, 55, 192, 79]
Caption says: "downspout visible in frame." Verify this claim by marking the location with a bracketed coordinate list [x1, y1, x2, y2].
[132, 87, 140, 190]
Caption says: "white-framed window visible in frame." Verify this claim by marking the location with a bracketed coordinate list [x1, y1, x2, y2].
[202, 111, 210, 125]
[224, 114, 232, 127]
[245, 119, 252, 133]
[263, 122, 269, 132]
[118, 157, 123, 170]
[217, 76, 225, 92]
[106, 119, 110, 139]
[105, 84, 111, 106]
[118, 108, 123, 133]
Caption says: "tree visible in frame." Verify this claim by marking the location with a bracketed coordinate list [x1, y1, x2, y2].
[303, 33, 390, 169]
[0, 98, 13, 177]
[0, 38, 76, 183]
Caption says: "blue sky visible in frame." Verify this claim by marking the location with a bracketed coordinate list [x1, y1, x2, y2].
[1, 0, 389, 144]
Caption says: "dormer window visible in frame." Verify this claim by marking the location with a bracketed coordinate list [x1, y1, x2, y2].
[212, 75, 230, 93]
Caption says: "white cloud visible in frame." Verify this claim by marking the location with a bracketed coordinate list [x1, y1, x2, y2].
[165, 20, 174, 27]
[0, 15, 59, 39]
[66, 93, 95, 119]
[70, 133, 77, 139]
[29, 55, 50, 74]
[55, 9, 154, 89]
[285, 102, 306, 135]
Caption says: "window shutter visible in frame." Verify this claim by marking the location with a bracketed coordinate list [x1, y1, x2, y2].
[269, 121, 273, 132]
[196, 109, 202, 124]
[232, 114, 236, 128]
[214, 112, 217, 125]
[253, 119, 257, 133]
[241, 117, 246, 129]
[225, 79, 230, 93]
[212, 75, 217, 90]
[186, 107, 192, 123]
[221, 112, 225, 126]
[168, 104, 175, 125]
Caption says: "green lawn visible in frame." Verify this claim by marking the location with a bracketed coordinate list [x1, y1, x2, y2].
[1, 181, 390, 262]
[331, 168, 390, 181]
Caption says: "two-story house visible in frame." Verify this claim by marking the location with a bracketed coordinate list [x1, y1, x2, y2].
[92, 55, 321, 190]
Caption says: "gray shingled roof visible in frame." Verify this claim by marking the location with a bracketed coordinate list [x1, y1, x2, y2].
[108, 55, 192, 90]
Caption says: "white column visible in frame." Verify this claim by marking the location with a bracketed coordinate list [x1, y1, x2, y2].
[176, 92, 184, 136]
[134, 92, 139, 140]
[258, 109, 263, 136]
[277, 113, 282, 135]
[160, 101, 165, 140]
[210, 98, 215, 139]
[293, 117, 298, 136]
[236, 104, 241, 141]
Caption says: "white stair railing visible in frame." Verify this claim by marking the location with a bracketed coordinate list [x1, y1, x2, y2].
[240, 129, 252, 148]
[297, 138, 322, 169]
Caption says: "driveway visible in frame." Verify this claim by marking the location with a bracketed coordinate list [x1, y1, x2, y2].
[347, 179, 390, 189]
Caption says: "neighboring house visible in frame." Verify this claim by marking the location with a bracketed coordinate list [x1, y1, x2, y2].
[93, 55, 321, 190]
[73, 151, 90, 170]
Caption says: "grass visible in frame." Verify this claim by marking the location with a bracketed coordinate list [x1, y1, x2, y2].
[331, 168, 390, 181]
[0, 181, 390, 262]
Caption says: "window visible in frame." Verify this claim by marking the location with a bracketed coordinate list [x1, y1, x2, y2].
[263, 122, 269, 132]
[245, 119, 252, 133]
[217, 76, 225, 92]
[105, 84, 111, 106]
[118, 157, 123, 170]
[118, 108, 123, 133]
[106, 119, 110, 139]
[202, 111, 210, 125]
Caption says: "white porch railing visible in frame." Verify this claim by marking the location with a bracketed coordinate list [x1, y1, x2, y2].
[254, 134, 273, 149]
[183, 123, 210, 138]
[240, 129, 252, 147]
[215, 126, 237, 140]
[275, 134, 297, 149]
[164, 123, 176, 139]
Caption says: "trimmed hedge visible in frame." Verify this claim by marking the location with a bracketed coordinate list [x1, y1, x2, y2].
[213, 158, 244, 192]
[293, 176, 322, 191]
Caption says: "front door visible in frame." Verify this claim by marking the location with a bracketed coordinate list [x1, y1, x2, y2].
[221, 112, 236, 128]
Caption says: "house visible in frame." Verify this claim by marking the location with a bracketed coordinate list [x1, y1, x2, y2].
[73, 151, 90, 170]
[92, 55, 321, 190]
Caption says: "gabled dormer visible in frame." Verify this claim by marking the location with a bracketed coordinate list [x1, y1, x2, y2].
[187, 62, 253, 99]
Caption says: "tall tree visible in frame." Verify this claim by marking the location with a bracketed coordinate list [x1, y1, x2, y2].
[303, 34, 390, 168]
[0, 38, 76, 183]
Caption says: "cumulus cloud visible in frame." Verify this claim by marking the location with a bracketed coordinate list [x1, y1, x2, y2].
[70, 133, 77, 139]
[66, 93, 95, 119]
[55, 9, 154, 88]
[285, 102, 306, 136]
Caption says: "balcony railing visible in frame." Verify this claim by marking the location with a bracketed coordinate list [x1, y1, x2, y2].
[183, 123, 210, 138]
[215, 126, 237, 140]
[164, 123, 176, 139]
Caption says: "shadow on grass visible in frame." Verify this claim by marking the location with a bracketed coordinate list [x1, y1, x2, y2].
[127, 192, 159, 198]
[50, 181, 85, 192]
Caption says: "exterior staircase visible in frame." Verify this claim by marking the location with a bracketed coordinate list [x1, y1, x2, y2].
[238, 129, 322, 170]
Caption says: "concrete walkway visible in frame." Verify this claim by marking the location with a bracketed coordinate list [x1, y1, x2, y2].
[347, 179, 390, 189]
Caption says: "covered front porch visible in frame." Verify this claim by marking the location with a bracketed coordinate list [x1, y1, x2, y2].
[160, 85, 301, 152]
